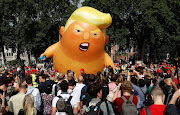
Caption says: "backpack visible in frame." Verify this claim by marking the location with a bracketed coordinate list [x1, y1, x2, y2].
[81, 85, 92, 106]
[84, 101, 103, 115]
[82, 93, 92, 106]
[55, 83, 61, 96]
[56, 95, 74, 115]
[106, 86, 117, 102]
[121, 95, 137, 115]
[145, 106, 152, 115]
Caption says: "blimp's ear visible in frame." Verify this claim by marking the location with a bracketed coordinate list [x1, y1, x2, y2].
[105, 35, 109, 45]
[60, 26, 65, 36]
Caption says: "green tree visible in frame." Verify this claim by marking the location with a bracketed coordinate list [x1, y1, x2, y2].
[82, 0, 180, 62]
[0, 0, 17, 65]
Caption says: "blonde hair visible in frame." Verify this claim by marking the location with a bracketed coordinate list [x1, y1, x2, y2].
[64, 6, 112, 40]
[121, 81, 133, 93]
[23, 94, 37, 115]
[151, 86, 164, 98]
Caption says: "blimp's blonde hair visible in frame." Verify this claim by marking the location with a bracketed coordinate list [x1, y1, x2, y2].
[64, 6, 112, 40]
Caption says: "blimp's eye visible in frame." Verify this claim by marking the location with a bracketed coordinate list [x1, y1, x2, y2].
[92, 32, 100, 39]
[77, 29, 81, 32]
[73, 28, 82, 35]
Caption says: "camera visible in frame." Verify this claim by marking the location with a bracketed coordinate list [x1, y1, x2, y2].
[0, 89, 3, 94]
[151, 78, 157, 84]
[174, 57, 180, 66]
[129, 70, 133, 72]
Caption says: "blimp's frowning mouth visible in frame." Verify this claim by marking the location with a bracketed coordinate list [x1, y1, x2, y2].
[79, 43, 89, 51]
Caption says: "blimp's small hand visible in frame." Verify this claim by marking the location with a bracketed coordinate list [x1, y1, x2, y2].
[39, 55, 46, 61]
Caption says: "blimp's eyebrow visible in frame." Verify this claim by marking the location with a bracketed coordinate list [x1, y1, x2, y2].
[91, 29, 101, 33]
[74, 25, 84, 31]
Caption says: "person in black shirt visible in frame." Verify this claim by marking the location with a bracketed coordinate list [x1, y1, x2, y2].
[166, 89, 180, 115]
[159, 74, 178, 105]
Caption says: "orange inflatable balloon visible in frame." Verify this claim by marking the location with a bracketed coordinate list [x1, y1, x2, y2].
[40, 6, 114, 77]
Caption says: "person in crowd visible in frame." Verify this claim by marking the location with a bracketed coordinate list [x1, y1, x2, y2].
[68, 80, 80, 111]
[6, 76, 20, 98]
[130, 70, 147, 114]
[159, 74, 178, 105]
[41, 85, 54, 115]
[108, 65, 114, 74]
[37, 74, 46, 93]
[18, 94, 37, 115]
[166, 89, 180, 115]
[0, 90, 6, 114]
[26, 75, 41, 113]
[73, 75, 85, 100]
[52, 73, 65, 96]
[44, 74, 54, 87]
[8, 85, 27, 115]
[107, 74, 121, 102]
[25, 67, 31, 76]
[113, 81, 138, 113]
[0, 77, 12, 102]
[0, 77, 10, 114]
[83, 83, 115, 115]
[51, 80, 78, 115]
[140, 86, 166, 115]
[80, 68, 85, 75]
[66, 70, 75, 82]
[81, 74, 96, 99]
[31, 69, 38, 88]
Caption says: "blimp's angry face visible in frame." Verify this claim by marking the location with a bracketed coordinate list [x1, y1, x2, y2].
[60, 21, 105, 62]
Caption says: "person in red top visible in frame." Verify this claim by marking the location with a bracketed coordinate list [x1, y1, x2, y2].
[25, 67, 31, 76]
[113, 81, 138, 113]
[140, 86, 166, 115]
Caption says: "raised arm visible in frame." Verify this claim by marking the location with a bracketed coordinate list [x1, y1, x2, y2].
[133, 70, 142, 79]
[112, 83, 121, 102]
[40, 42, 60, 61]
[127, 70, 130, 81]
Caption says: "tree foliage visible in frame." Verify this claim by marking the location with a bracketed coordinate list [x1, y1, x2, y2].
[0, 0, 179, 64]
[83, 0, 180, 62]
[0, 0, 78, 64]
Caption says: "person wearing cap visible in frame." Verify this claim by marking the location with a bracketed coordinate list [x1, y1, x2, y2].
[80, 69, 84, 75]
[25, 67, 30, 76]
[157, 65, 162, 75]
[159, 74, 178, 105]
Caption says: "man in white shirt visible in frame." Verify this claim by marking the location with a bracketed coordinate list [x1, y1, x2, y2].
[73, 76, 85, 99]
[52, 80, 78, 115]
[68, 80, 80, 111]
[52, 73, 65, 96]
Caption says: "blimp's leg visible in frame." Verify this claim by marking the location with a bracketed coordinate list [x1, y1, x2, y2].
[39, 42, 60, 61]
[104, 52, 115, 68]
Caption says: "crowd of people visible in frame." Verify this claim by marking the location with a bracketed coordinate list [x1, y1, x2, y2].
[0, 62, 179, 115]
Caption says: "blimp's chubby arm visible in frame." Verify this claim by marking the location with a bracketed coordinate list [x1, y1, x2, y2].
[104, 52, 115, 68]
[39, 42, 59, 61]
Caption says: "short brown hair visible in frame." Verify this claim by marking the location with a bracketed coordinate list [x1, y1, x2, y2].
[151, 86, 164, 97]
[121, 81, 133, 93]
[58, 73, 65, 81]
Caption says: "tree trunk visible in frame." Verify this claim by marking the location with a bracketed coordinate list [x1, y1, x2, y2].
[2, 46, 7, 66]
[140, 40, 146, 62]
[16, 43, 21, 61]
[27, 51, 31, 66]
[138, 39, 146, 62]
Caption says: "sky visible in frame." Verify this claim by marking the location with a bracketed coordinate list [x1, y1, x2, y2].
[78, 0, 85, 8]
